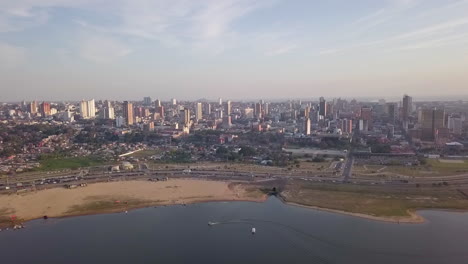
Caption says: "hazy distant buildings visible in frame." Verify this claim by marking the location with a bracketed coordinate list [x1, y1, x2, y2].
[123, 101, 134, 125]
[171, 98, 177, 105]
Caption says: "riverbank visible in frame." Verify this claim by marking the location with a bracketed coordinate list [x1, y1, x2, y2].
[284, 201, 425, 223]
[0, 179, 267, 228]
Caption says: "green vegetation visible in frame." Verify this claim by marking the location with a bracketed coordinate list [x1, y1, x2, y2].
[283, 181, 468, 217]
[35, 156, 108, 171]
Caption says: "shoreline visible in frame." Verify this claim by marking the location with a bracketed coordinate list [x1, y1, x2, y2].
[0, 179, 267, 229]
[5, 180, 468, 229]
[283, 201, 425, 224]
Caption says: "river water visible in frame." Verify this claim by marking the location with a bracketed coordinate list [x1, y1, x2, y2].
[1, 196, 467, 263]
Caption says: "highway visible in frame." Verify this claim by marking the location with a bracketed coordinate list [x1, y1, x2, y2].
[3, 163, 468, 194]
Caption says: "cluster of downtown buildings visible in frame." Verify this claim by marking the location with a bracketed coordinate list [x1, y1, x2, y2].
[1, 95, 467, 148]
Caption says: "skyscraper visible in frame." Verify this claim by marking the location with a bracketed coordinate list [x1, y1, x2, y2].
[104, 106, 115, 119]
[420, 108, 445, 141]
[171, 98, 177, 105]
[402, 94, 412, 121]
[204, 103, 211, 116]
[319, 97, 327, 117]
[196, 102, 203, 122]
[143, 97, 152, 106]
[304, 118, 311, 135]
[225, 100, 231, 116]
[386, 103, 398, 124]
[154, 99, 161, 108]
[28, 101, 37, 114]
[80, 99, 96, 119]
[40, 102, 51, 117]
[123, 101, 134, 125]
[254, 102, 262, 119]
[181, 108, 190, 126]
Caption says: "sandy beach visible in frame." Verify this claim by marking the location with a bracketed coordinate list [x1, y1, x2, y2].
[285, 202, 425, 224]
[0, 179, 265, 226]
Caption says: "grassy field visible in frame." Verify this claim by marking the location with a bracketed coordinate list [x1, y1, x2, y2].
[282, 181, 468, 217]
[354, 159, 468, 178]
[149, 161, 333, 176]
[35, 156, 108, 171]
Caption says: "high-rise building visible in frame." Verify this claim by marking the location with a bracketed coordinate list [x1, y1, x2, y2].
[448, 115, 463, 135]
[218, 98, 222, 106]
[225, 100, 231, 116]
[420, 108, 445, 141]
[359, 106, 372, 132]
[123, 101, 134, 125]
[154, 99, 161, 108]
[181, 108, 190, 126]
[204, 103, 211, 116]
[80, 99, 96, 119]
[104, 100, 112, 108]
[319, 97, 327, 117]
[263, 102, 269, 116]
[104, 106, 115, 119]
[402, 94, 412, 121]
[40, 102, 51, 117]
[171, 98, 177, 105]
[143, 97, 152, 106]
[116, 116, 125, 127]
[304, 118, 311, 135]
[134, 106, 143, 117]
[156, 106, 164, 120]
[254, 102, 262, 119]
[28, 101, 38, 114]
[80, 100, 88, 118]
[386, 103, 398, 123]
[340, 119, 353, 134]
[222, 116, 232, 128]
[196, 102, 203, 121]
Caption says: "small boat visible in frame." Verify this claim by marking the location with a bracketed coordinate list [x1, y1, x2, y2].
[251, 227, 256, 234]
[208, 222, 216, 226]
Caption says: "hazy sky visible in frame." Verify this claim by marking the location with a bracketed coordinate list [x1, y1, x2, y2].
[1, 0, 468, 101]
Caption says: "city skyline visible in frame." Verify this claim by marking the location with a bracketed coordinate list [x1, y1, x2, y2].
[1, 0, 468, 101]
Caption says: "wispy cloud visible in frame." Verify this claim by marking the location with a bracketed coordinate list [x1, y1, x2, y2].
[265, 44, 297, 56]
[0, 42, 26, 68]
[80, 35, 132, 63]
